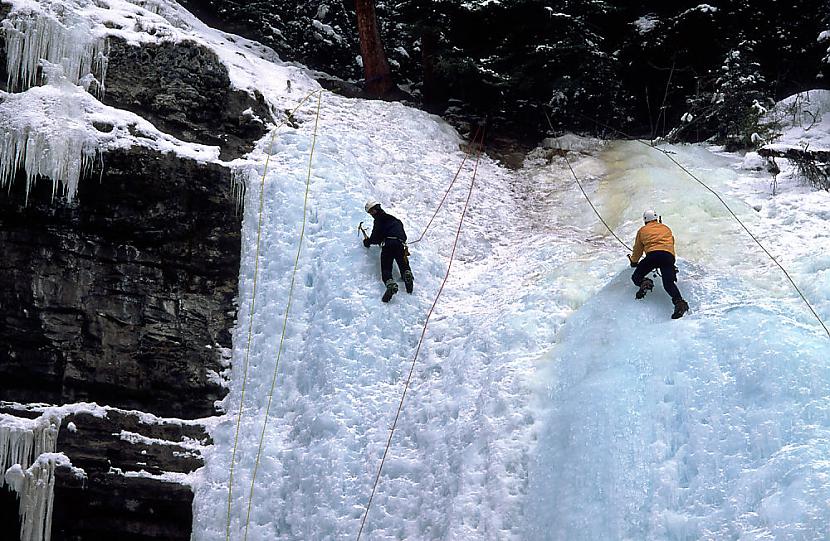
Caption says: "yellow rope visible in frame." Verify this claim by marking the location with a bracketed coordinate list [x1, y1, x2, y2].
[225, 88, 322, 541]
[242, 90, 323, 540]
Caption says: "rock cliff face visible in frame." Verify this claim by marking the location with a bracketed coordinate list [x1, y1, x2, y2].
[1, 148, 238, 418]
[103, 37, 271, 159]
[0, 148, 238, 539]
[0, 3, 269, 538]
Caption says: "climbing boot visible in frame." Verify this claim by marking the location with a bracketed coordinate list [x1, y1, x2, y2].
[635, 277, 654, 299]
[671, 298, 689, 319]
[382, 279, 399, 303]
[403, 270, 414, 294]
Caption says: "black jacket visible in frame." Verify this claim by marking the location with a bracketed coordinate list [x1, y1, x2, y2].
[367, 209, 407, 245]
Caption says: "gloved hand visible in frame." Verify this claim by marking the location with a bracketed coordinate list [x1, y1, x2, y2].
[628, 255, 637, 268]
[363, 238, 371, 248]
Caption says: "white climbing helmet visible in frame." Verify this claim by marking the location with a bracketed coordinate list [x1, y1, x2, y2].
[365, 200, 380, 213]
[643, 209, 658, 223]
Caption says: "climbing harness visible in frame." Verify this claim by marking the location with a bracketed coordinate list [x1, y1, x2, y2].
[359, 223, 411, 264]
[224, 88, 323, 541]
[356, 128, 487, 541]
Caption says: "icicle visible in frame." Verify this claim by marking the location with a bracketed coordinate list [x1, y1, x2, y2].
[1, 413, 64, 541]
[133, 0, 163, 16]
[230, 167, 249, 213]
[5, 453, 83, 541]
[0, 415, 60, 488]
[0, 85, 100, 205]
[2, 4, 108, 95]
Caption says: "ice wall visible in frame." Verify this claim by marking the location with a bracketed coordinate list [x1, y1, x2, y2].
[523, 141, 830, 540]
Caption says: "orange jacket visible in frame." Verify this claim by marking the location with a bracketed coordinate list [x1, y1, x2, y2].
[630, 221, 675, 262]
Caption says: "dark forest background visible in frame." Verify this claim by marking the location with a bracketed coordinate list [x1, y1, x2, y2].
[181, 0, 830, 148]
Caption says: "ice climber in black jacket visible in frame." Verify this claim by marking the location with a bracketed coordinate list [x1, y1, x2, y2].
[363, 200, 414, 302]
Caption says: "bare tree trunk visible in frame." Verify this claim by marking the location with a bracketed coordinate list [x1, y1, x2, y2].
[355, 0, 394, 96]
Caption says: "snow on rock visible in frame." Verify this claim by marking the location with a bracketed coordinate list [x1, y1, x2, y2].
[109, 465, 192, 485]
[1, 0, 317, 110]
[765, 89, 830, 149]
[0, 0, 317, 204]
[0, 80, 220, 203]
[739, 150, 767, 170]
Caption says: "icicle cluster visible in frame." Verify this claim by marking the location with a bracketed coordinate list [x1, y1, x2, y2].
[0, 414, 60, 489]
[5, 453, 84, 541]
[0, 85, 100, 204]
[6, 456, 55, 541]
[3, 6, 108, 94]
[0, 1, 109, 204]
[0, 413, 78, 541]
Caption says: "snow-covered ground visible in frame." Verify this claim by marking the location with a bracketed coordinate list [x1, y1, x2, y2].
[1, 1, 829, 540]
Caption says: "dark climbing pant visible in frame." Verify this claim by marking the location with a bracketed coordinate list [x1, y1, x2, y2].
[632, 250, 683, 302]
[380, 239, 411, 283]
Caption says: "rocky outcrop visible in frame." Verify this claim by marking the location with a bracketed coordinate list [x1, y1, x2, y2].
[102, 37, 271, 160]
[0, 147, 237, 538]
[0, 403, 207, 540]
[0, 2, 269, 538]
[0, 147, 238, 419]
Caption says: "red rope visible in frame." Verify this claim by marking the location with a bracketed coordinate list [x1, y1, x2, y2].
[356, 128, 486, 540]
[409, 126, 483, 244]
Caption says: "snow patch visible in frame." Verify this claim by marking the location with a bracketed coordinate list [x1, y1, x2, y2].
[633, 15, 658, 33]
[740, 151, 767, 171]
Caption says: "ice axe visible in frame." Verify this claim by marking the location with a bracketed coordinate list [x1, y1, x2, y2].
[358, 221, 369, 240]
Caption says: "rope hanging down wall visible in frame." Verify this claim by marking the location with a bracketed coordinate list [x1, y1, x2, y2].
[225, 88, 323, 541]
[409, 125, 483, 245]
[357, 127, 487, 540]
[552, 106, 829, 339]
[540, 108, 631, 253]
[242, 90, 323, 541]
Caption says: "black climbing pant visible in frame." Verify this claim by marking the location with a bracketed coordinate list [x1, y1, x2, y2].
[380, 239, 411, 283]
[632, 250, 683, 302]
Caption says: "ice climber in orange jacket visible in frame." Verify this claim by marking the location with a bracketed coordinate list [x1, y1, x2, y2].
[628, 209, 689, 319]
